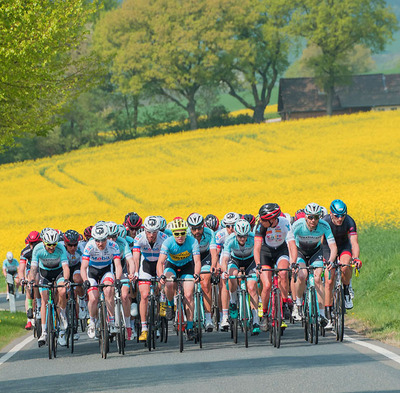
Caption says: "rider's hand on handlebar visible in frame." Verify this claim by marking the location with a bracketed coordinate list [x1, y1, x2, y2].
[353, 258, 362, 269]
[83, 280, 91, 291]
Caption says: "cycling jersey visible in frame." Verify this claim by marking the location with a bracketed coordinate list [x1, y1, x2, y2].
[82, 239, 120, 269]
[160, 236, 200, 266]
[222, 232, 255, 260]
[322, 214, 357, 247]
[31, 242, 68, 271]
[20, 244, 39, 270]
[215, 228, 230, 250]
[254, 216, 293, 249]
[126, 235, 134, 249]
[115, 236, 133, 262]
[2, 258, 19, 274]
[133, 231, 168, 261]
[188, 226, 217, 258]
[291, 217, 335, 253]
[59, 241, 84, 267]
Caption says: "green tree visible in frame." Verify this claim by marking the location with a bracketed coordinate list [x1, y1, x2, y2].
[0, 0, 100, 149]
[220, 0, 295, 123]
[94, 0, 236, 130]
[292, 0, 398, 115]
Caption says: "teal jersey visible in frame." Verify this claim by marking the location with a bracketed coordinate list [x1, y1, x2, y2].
[115, 236, 133, 259]
[2, 258, 19, 274]
[160, 236, 200, 266]
[188, 226, 217, 255]
[31, 242, 68, 271]
[222, 232, 255, 260]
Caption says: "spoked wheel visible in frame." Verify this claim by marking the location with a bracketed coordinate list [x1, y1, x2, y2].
[177, 295, 184, 353]
[160, 317, 168, 343]
[70, 302, 75, 353]
[274, 291, 282, 349]
[100, 302, 109, 359]
[311, 290, 319, 345]
[242, 292, 248, 348]
[304, 296, 309, 342]
[233, 317, 238, 344]
[211, 285, 220, 331]
[47, 304, 53, 360]
[147, 297, 155, 352]
[335, 286, 345, 342]
[196, 292, 203, 348]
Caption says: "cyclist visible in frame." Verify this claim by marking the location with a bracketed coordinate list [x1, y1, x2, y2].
[157, 218, 201, 341]
[62, 230, 87, 329]
[187, 212, 218, 331]
[18, 231, 42, 330]
[29, 228, 70, 347]
[3, 252, 20, 300]
[221, 219, 260, 334]
[204, 214, 220, 232]
[107, 221, 136, 340]
[254, 204, 297, 330]
[215, 212, 240, 330]
[242, 214, 256, 231]
[322, 199, 362, 323]
[133, 216, 168, 341]
[123, 212, 143, 239]
[81, 222, 123, 339]
[291, 203, 337, 325]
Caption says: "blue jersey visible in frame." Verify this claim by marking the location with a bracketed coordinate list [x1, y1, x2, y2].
[188, 227, 217, 256]
[115, 236, 133, 260]
[126, 235, 134, 249]
[31, 243, 68, 271]
[2, 258, 19, 274]
[222, 233, 255, 260]
[160, 236, 200, 266]
[291, 218, 335, 252]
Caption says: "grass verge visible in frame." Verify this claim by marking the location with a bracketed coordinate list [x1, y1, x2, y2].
[349, 225, 400, 346]
[0, 310, 27, 350]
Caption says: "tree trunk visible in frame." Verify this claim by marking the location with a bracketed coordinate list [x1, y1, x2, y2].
[132, 95, 139, 134]
[253, 103, 267, 123]
[326, 83, 334, 116]
[187, 95, 197, 130]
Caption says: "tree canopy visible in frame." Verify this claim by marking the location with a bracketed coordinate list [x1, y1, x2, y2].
[0, 0, 100, 149]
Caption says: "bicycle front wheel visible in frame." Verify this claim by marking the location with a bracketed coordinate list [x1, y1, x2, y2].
[177, 294, 184, 353]
[147, 297, 155, 352]
[311, 289, 319, 345]
[274, 290, 282, 349]
[241, 291, 248, 348]
[53, 308, 58, 358]
[211, 284, 219, 331]
[196, 291, 202, 348]
[335, 285, 345, 342]
[47, 303, 53, 359]
[100, 301, 109, 358]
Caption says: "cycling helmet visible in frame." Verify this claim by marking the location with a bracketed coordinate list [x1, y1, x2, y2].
[304, 203, 322, 216]
[204, 214, 219, 231]
[91, 222, 109, 241]
[6, 251, 13, 261]
[63, 230, 80, 244]
[187, 213, 204, 228]
[107, 221, 119, 237]
[294, 209, 306, 221]
[42, 228, 59, 244]
[330, 199, 347, 216]
[222, 212, 240, 226]
[144, 216, 161, 232]
[117, 224, 127, 239]
[158, 216, 167, 231]
[124, 212, 143, 230]
[169, 218, 188, 232]
[27, 231, 41, 244]
[258, 203, 281, 220]
[242, 214, 256, 228]
[234, 219, 251, 236]
[84, 226, 93, 241]
[40, 227, 52, 239]
[321, 206, 328, 217]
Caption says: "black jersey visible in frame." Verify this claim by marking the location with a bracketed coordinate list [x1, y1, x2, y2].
[322, 214, 357, 247]
[20, 245, 33, 268]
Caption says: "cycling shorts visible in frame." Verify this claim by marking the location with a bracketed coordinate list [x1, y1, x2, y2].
[228, 257, 257, 280]
[87, 265, 114, 290]
[39, 267, 65, 293]
[164, 260, 194, 279]
[323, 242, 352, 262]
[69, 263, 81, 277]
[139, 259, 157, 282]
[200, 251, 212, 272]
[297, 247, 324, 268]
[260, 243, 289, 268]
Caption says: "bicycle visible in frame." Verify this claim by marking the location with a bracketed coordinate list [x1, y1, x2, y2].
[261, 267, 291, 349]
[97, 283, 113, 359]
[6, 270, 18, 313]
[66, 282, 83, 354]
[165, 276, 195, 353]
[114, 282, 126, 355]
[22, 280, 42, 338]
[298, 265, 320, 345]
[211, 269, 220, 331]
[228, 268, 254, 348]
[35, 282, 65, 359]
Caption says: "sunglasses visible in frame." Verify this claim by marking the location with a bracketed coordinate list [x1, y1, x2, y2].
[237, 234, 248, 238]
[45, 243, 57, 248]
[95, 239, 107, 243]
[307, 215, 320, 221]
[191, 226, 203, 231]
[173, 231, 187, 237]
[333, 214, 346, 218]
[225, 225, 234, 229]
[67, 243, 78, 247]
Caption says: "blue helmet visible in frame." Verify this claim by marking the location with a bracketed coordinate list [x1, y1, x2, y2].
[330, 199, 347, 216]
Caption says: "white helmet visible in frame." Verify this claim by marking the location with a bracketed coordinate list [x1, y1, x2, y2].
[6, 251, 13, 261]
[187, 213, 204, 228]
[234, 219, 251, 236]
[320, 206, 328, 217]
[42, 228, 59, 244]
[91, 223, 109, 241]
[304, 203, 322, 216]
[107, 221, 119, 237]
[222, 212, 240, 226]
[158, 216, 167, 231]
[144, 216, 161, 233]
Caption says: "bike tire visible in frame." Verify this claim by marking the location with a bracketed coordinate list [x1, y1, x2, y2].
[47, 303, 53, 359]
[336, 286, 345, 342]
[211, 284, 219, 331]
[70, 302, 75, 354]
[100, 301, 109, 359]
[275, 289, 282, 349]
[303, 295, 309, 342]
[196, 291, 202, 348]
[311, 289, 319, 345]
[147, 297, 155, 352]
[53, 309, 58, 358]
[233, 317, 238, 344]
[161, 317, 168, 343]
[115, 299, 123, 355]
[242, 291, 248, 348]
[178, 294, 184, 353]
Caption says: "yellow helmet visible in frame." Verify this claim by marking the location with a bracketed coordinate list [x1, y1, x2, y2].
[170, 218, 188, 232]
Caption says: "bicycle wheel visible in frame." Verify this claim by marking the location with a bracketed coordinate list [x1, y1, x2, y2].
[196, 291, 202, 348]
[233, 317, 238, 344]
[211, 284, 219, 331]
[115, 299, 123, 354]
[70, 301, 75, 354]
[147, 297, 155, 351]
[47, 303, 53, 359]
[53, 308, 58, 358]
[178, 294, 184, 353]
[311, 289, 319, 345]
[274, 289, 282, 349]
[335, 286, 345, 342]
[242, 291, 248, 348]
[160, 317, 168, 343]
[100, 301, 109, 359]
[303, 294, 309, 342]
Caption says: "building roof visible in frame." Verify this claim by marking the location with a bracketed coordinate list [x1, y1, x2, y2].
[278, 74, 400, 113]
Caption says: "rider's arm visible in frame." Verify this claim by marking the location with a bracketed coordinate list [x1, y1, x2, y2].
[193, 254, 201, 276]
[287, 239, 298, 265]
[349, 234, 360, 259]
[157, 253, 167, 278]
[254, 237, 262, 267]
[131, 250, 140, 276]
[62, 263, 70, 281]
[210, 248, 218, 270]
[113, 256, 122, 280]
[125, 255, 136, 276]
[221, 255, 229, 273]
[80, 257, 89, 281]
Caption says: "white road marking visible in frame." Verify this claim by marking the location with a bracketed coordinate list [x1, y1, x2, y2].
[345, 334, 400, 365]
[0, 335, 34, 366]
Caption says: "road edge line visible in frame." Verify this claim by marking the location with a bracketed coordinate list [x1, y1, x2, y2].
[0, 335, 34, 366]
[345, 334, 400, 365]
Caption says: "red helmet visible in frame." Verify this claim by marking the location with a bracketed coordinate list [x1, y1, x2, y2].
[124, 212, 143, 230]
[84, 226, 93, 241]
[27, 231, 41, 244]
[258, 203, 281, 220]
[294, 209, 306, 221]
[242, 214, 256, 228]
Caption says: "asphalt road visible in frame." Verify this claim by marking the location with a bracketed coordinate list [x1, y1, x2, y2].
[1, 300, 399, 393]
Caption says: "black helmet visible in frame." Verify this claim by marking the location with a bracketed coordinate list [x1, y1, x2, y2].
[63, 230, 80, 244]
[242, 214, 256, 228]
[258, 203, 281, 220]
[124, 212, 143, 230]
[204, 214, 219, 231]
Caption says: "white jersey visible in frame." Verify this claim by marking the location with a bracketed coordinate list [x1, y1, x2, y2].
[133, 231, 168, 262]
[82, 239, 120, 269]
[254, 216, 294, 248]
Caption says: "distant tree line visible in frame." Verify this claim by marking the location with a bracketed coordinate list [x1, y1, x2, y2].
[0, 0, 397, 163]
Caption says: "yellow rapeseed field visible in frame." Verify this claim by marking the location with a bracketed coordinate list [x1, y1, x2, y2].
[1, 109, 400, 255]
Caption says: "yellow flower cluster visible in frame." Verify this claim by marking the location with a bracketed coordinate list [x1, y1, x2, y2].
[1, 109, 399, 255]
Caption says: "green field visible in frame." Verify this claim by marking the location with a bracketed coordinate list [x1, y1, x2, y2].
[0, 311, 27, 350]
